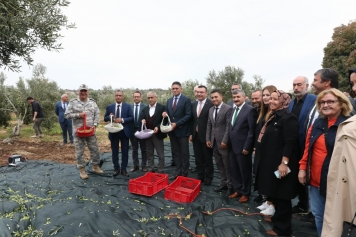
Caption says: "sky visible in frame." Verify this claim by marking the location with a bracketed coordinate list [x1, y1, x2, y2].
[3, 0, 356, 92]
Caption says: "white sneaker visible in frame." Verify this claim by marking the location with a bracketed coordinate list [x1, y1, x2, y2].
[257, 201, 269, 211]
[30, 135, 38, 138]
[261, 205, 275, 216]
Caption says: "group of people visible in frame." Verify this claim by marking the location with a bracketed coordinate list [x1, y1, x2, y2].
[26, 68, 356, 237]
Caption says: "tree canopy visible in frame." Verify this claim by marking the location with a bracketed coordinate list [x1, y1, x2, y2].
[0, 0, 75, 71]
[322, 20, 356, 92]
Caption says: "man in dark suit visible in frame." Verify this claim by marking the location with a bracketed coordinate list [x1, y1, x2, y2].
[287, 76, 317, 217]
[55, 94, 73, 146]
[206, 89, 234, 196]
[140, 91, 167, 173]
[162, 81, 192, 178]
[228, 89, 257, 202]
[104, 90, 133, 177]
[130, 91, 148, 172]
[189, 85, 214, 185]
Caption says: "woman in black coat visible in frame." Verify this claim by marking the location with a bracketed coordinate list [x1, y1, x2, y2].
[255, 90, 299, 236]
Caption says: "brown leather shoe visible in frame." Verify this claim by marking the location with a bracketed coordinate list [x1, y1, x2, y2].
[239, 195, 249, 203]
[264, 217, 272, 222]
[266, 229, 278, 236]
[130, 166, 139, 172]
[142, 167, 148, 172]
[228, 192, 240, 199]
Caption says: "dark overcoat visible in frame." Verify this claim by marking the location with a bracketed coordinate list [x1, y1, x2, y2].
[255, 109, 300, 200]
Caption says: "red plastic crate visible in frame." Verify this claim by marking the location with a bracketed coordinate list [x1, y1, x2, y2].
[129, 172, 169, 196]
[164, 176, 201, 203]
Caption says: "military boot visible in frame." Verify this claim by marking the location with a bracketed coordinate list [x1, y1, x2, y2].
[79, 167, 89, 180]
[92, 165, 103, 174]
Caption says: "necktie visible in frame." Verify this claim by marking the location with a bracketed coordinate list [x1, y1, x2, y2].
[214, 107, 219, 123]
[172, 97, 178, 111]
[197, 101, 203, 117]
[232, 107, 239, 126]
[63, 103, 66, 111]
[116, 105, 121, 118]
[134, 104, 139, 127]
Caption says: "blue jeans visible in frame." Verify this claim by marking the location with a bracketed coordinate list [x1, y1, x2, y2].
[310, 185, 326, 236]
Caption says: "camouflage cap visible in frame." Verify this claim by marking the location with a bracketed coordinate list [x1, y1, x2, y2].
[78, 84, 89, 90]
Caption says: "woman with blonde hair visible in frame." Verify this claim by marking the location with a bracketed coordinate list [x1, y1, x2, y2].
[298, 88, 352, 236]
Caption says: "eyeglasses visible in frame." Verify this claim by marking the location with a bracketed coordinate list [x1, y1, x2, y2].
[147, 97, 154, 99]
[80, 90, 88, 92]
[318, 100, 338, 106]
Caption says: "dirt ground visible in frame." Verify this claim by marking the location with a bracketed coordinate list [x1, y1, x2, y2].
[0, 138, 112, 166]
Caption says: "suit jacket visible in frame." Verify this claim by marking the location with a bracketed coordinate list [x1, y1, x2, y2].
[139, 103, 167, 140]
[227, 100, 234, 107]
[104, 102, 134, 138]
[55, 101, 71, 123]
[206, 103, 233, 148]
[130, 103, 147, 133]
[287, 93, 316, 151]
[229, 103, 257, 154]
[190, 99, 214, 143]
[165, 94, 192, 137]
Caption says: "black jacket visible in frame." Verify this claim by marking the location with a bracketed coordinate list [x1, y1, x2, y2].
[255, 109, 300, 200]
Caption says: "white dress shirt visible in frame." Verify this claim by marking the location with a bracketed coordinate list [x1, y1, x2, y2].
[149, 103, 157, 117]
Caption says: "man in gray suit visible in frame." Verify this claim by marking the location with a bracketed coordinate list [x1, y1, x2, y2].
[206, 89, 234, 196]
[130, 91, 148, 172]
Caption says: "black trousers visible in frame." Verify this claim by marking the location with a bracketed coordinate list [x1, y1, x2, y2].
[192, 133, 213, 182]
[130, 128, 147, 167]
[169, 133, 190, 176]
[271, 198, 292, 236]
[230, 152, 252, 196]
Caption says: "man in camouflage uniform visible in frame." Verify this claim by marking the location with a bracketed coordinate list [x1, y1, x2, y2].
[64, 84, 103, 179]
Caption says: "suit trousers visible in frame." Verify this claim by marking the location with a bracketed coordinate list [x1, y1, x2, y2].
[74, 134, 100, 168]
[213, 141, 232, 188]
[271, 198, 292, 236]
[169, 133, 190, 176]
[146, 134, 165, 172]
[59, 120, 73, 144]
[130, 128, 147, 167]
[297, 182, 310, 211]
[230, 152, 252, 195]
[192, 133, 213, 182]
[109, 131, 129, 171]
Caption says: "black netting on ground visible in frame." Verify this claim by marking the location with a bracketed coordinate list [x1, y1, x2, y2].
[0, 142, 317, 237]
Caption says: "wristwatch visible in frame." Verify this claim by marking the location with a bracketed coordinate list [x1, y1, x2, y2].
[282, 160, 288, 165]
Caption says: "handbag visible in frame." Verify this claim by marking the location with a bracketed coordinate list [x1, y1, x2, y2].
[341, 213, 356, 237]
[134, 123, 154, 139]
[160, 116, 171, 133]
[104, 116, 123, 133]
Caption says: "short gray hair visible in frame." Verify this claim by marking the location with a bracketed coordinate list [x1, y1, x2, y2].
[61, 94, 68, 99]
[232, 89, 245, 96]
[147, 91, 157, 97]
[115, 89, 124, 95]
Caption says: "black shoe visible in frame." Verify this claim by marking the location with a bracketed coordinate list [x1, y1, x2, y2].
[214, 185, 228, 192]
[191, 167, 197, 173]
[292, 204, 308, 214]
[113, 169, 120, 176]
[300, 212, 315, 222]
[120, 170, 129, 177]
[204, 180, 212, 186]
[170, 162, 176, 166]
[226, 188, 234, 197]
[130, 165, 139, 172]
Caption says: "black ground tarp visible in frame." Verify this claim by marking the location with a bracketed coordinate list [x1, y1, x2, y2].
[0, 142, 318, 237]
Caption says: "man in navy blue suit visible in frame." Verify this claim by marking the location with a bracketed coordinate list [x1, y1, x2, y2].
[55, 94, 73, 146]
[104, 90, 133, 177]
[162, 81, 192, 179]
[288, 76, 316, 217]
